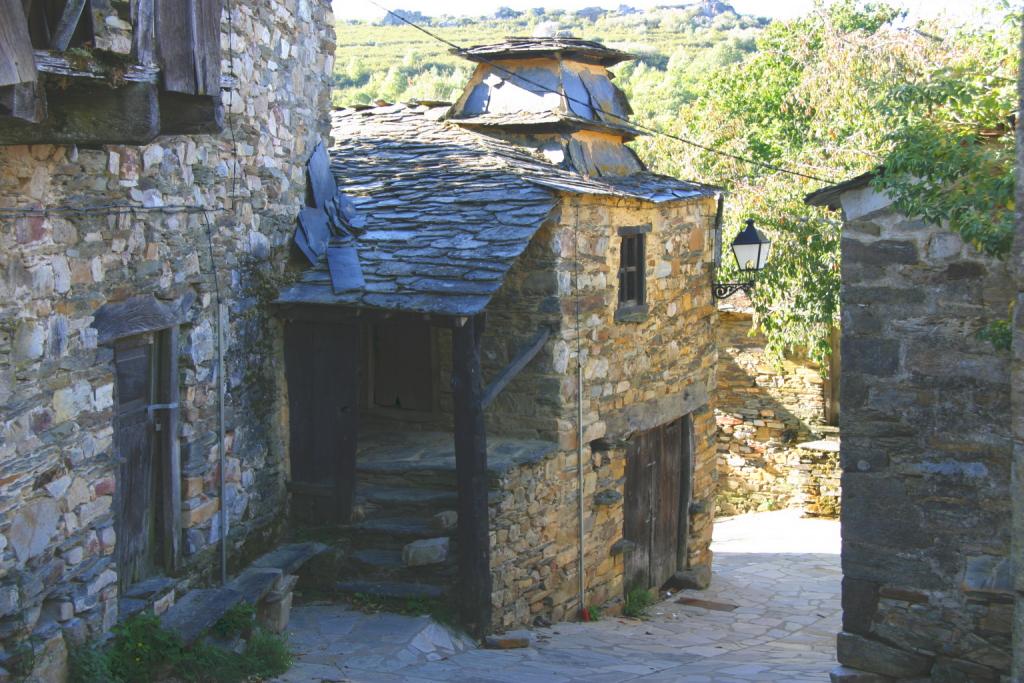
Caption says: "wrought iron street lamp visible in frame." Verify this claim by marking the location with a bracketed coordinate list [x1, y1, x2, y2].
[713, 218, 771, 300]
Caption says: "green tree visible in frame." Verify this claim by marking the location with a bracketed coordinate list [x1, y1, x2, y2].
[625, 0, 1016, 367]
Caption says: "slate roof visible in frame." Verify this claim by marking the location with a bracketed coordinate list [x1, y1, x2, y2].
[804, 171, 877, 210]
[276, 103, 717, 316]
[457, 37, 637, 67]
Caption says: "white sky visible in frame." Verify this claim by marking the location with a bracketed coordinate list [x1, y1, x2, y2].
[334, 0, 991, 23]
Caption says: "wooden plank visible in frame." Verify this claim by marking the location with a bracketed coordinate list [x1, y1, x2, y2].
[133, 0, 156, 64]
[158, 327, 181, 574]
[651, 420, 681, 588]
[35, 49, 160, 82]
[158, 91, 223, 134]
[156, 0, 221, 95]
[623, 429, 652, 590]
[284, 321, 358, 525]
[481, 327, 549, 409]
[451, 315, 492, 636]
[114, 340, 159, 591]
[675, 415, 693, 572]
[48, 0, 88, 50]
[0, 0, 37, 87]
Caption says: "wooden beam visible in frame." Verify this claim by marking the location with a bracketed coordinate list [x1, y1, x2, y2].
[48, 0, 88, 51]
[0, 79, 160, 146]
[0, 80, 45, 122]
[0, 0, 36, 87]
[481, 327, 550, 409]
[158, 90, 223, 134]
[451, 314, 492, 637]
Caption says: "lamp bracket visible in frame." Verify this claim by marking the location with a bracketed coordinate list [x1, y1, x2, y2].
[712, 281, 755, 300]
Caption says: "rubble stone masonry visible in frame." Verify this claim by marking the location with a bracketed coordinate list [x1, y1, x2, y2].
[0, 0, 334, 674]
[487, 194, 719, 628]
[714, 305, 838, 517]
[838, 184, 1014, 680]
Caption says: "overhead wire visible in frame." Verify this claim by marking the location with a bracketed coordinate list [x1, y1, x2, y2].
[364, 0, 836, 185]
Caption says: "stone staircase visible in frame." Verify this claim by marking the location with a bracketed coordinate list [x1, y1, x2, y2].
[295, 431, 558, 606]
[300, 462, 462, 602]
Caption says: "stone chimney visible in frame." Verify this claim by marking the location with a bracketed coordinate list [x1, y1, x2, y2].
[447, 37, 646, 177]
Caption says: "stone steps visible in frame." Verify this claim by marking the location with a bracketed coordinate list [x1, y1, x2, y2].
[335, 579, 448, 601]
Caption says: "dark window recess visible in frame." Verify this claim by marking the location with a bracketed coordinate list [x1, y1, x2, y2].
[372, 322, 434, 412]
[617, 233, 647, 320]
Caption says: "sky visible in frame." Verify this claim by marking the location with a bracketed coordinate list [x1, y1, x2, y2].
[333, 0, 990, 23]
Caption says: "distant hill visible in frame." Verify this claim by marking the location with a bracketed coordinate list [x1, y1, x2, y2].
[334, 3, 768, 111]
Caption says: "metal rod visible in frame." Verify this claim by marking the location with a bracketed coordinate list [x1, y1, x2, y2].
[218, 303, 227, 586]
[574, 200, 586, 617]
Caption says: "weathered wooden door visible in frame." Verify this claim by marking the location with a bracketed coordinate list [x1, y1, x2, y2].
[624, 417, 691, 591]
[114, 336, 161, 590]
[285, 320, 359, 525]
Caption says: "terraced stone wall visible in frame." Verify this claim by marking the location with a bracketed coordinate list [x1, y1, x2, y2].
[714, 306, 836, 516]
[0, 2, 335, 676]
[836, 185, 1014, 680]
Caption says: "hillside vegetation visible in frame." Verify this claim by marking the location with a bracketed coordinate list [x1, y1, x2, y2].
[334, 1, 1018, 366]
[334, 2, 767, 108]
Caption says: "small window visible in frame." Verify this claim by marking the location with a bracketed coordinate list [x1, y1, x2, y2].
[617, 229, 649, 321]
[618, 233, 645, 306]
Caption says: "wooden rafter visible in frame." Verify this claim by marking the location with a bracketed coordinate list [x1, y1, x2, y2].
[481, 327, 550, 409]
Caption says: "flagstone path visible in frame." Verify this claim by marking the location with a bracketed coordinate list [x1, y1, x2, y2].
[274, 509, 841, 682]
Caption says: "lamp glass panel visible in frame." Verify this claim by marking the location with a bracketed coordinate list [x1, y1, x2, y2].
[732, 242, 762, 271]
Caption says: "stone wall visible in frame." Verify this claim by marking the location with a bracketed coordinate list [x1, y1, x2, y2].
[0, 2, 335, 676]
[714, 305, 837, 516]
[836, 185, 1014, 680]
[487, 193, 719, 629]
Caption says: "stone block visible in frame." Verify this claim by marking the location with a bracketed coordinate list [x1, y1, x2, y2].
[432, 511, 457, 531]
[829, 665, 892, 682]
[843, 238, 918, 266]
[28, 628, 68, 683]
[962, 556, 1012, 597]
[403, 538, 449, 567]
[842, 577, 878, 635]
[836, 631, 932, 678]
[484, 630, 531, 649]
[931, 657, 999, 682]
[256, 591, 292, 634]
[842, 338, 900, 377]
[9, 499, 60, 562]
[671, 564, 710, 590]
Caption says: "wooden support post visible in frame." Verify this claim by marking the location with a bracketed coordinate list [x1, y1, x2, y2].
[451, 314, 492, 637]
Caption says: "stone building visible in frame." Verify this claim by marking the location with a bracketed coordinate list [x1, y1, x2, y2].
[715, 294, 839, 517]
[0, 0, 334, 677]
[807, 175, 1016, 681]
[277, 38, 721, 633]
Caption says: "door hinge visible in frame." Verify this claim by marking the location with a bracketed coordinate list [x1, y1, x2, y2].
[147, 402, 179, 431]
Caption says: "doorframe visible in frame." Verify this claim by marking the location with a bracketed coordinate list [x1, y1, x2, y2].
[93, 295, 183, 579]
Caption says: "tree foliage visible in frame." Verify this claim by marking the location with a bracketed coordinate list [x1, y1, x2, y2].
[622, 0, 1017, 368]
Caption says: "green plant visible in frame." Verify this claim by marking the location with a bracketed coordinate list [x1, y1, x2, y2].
[210, 602, 254, 639]
[70, 612, 294, 683]
[587, 604, 603, 621]
[243, 628, 293, 678]
[106, 613, 182, 683]
[623, 584, 655, 618]
[70, 645, 122, 683]
[978, 319, 1012, 351]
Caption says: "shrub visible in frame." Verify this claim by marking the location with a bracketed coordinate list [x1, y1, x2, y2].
[623, 585, 654, 618]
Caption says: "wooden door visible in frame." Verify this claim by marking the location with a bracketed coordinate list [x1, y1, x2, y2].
[371, 321, 433, 412]
[285, 320, 359, 525]
[114, 337, 161, 590]
[624, 418, 691, 591]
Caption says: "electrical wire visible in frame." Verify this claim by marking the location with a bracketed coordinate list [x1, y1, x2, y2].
[364, 0, 835, 185]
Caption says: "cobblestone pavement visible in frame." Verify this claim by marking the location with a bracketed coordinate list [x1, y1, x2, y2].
[275, 509, 840, 682]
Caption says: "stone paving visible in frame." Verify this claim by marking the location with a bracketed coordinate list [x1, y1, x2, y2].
[275, 509, 840, 682]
